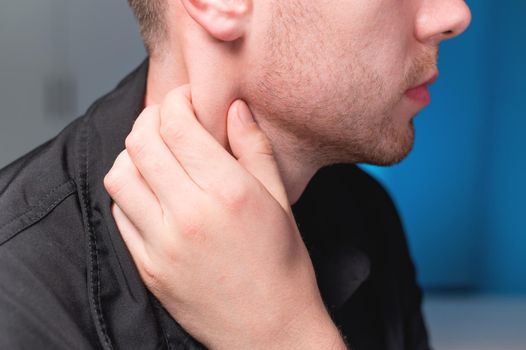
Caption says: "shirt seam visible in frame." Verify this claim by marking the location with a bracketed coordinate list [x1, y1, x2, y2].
[0, 179, 77, 246]
[78, 114, 114, 350]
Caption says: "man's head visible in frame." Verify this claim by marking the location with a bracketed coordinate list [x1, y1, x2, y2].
[128, 0, 471, 167]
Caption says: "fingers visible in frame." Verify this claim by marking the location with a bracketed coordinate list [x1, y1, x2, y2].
[227, 100, 291, 211]
[111, 203, 149, 269]
[114, 86, 289, 224]
[125, 104, 199, 209]
[104, 150, 164, 233]
[159, 86, 244, 194]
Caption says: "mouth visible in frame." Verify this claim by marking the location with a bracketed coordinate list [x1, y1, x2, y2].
[405, 72, 439, 105]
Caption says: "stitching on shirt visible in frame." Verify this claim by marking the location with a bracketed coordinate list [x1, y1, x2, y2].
[0, 181, 72, 231]
[0, 180, 77, 246]
[80, 116, 114, 350]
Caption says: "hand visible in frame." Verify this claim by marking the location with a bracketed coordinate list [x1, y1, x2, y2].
[104, 86, 346, 349]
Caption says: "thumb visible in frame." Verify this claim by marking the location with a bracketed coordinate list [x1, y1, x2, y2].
[227, 100, 290, 211]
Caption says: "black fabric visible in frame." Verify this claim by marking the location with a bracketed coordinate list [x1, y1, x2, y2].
[0, 59, 430, 350]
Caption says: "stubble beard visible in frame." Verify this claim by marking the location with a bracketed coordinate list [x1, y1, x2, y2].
[246, 53, 421, 169]
[244, 3, 436, 169]
[354, 49, 437, 166]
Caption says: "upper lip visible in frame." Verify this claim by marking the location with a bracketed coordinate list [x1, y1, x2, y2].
[409, 71, 439, 90]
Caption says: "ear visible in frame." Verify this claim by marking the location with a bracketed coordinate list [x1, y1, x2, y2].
[180, 0, 252, 41]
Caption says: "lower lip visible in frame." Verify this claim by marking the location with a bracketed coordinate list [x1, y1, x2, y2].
[405, 84, 431, 105]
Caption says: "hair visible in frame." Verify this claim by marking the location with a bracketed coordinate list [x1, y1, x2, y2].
[127, 0, 166, 53]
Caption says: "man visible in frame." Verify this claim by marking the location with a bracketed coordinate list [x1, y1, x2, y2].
[0, 0, 471, 349]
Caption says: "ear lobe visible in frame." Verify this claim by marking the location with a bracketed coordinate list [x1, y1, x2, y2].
[181, 0, 251, 41]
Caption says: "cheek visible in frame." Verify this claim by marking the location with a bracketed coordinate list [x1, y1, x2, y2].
[244, 0, 412, 119]
[321, 0, 413, 85]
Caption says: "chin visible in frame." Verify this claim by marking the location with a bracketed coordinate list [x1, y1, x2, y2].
[366, 146, 413, 166]
[363, 122, 415, 166]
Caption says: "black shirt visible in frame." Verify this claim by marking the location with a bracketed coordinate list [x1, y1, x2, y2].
[0, 60, 430, 350]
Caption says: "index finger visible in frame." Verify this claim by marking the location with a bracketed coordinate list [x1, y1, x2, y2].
[125, 104, 200, 210]
[159, 86, 247, 195]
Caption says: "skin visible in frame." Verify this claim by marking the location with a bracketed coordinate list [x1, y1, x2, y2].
[147, 0, 471, 202]
[105, 0, 471, 348]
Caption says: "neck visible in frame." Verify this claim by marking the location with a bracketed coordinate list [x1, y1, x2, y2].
[145, 41, 318, 204]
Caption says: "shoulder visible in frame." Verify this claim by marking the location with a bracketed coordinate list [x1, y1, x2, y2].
[0, 117, 83, 247]
[0, 61, 149, 348]
[0, 118, 100, 347]
[0, 68, 128, 247]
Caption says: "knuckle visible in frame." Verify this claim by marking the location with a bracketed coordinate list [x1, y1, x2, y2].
[159, 116, 183, 142]
[134, 108, 151, 127]
[104, 165, 127, 196]
[126, 133, 165, 175]
[178, 219, 203, 241]
[137, 105, 161, 125]
[220, 181, 252, 210]
[126, 106, 160, 157]
[164, 198, 208, 244]
[103, 171, 120, 195]
[125, 130, 146, 158]
[140, 259, 162, 288]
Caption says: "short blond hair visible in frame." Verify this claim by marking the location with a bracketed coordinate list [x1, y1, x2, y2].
[127, 0, 166, 53]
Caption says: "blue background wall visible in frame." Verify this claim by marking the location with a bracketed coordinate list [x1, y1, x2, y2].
[363, 0, 526, 294]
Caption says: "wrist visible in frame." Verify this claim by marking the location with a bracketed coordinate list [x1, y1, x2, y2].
[264, 302, 347, 350]
[207, 301, 348, 350]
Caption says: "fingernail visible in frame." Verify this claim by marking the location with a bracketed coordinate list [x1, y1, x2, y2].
[237, 100, 254, 125]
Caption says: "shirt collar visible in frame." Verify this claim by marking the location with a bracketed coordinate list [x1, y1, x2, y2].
[292, 166, 371, 311]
